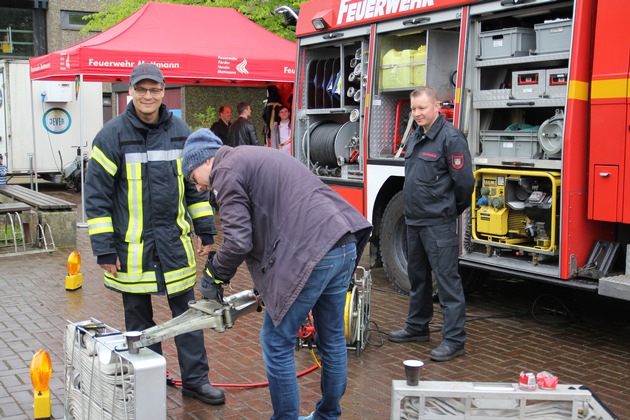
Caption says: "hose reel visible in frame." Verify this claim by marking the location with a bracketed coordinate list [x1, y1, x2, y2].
[297, 267, 372, 356]
[308, 121, 360, 169]
[343, 266, 371, 356]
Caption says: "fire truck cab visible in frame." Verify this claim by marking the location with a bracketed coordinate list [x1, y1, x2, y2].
[291, 0, 630, 300]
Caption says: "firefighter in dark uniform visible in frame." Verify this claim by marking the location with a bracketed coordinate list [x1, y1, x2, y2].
[388, 86, 475, 362]
[84, 63, 225, 404]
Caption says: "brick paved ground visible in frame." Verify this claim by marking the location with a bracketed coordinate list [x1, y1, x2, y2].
[1, 184, 629, 419]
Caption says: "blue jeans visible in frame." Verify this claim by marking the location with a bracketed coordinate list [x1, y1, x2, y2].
[260, 242, 357, 420]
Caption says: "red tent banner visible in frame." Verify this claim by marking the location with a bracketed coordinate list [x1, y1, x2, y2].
[29, 2, 296, 86]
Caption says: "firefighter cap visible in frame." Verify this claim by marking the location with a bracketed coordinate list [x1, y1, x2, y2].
[130, 63, 165, 86]
[182, 128, 223, 179]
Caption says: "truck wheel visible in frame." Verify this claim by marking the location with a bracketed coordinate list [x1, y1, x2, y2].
[380, 191, 439, 297]
[380, 191, 410, 295]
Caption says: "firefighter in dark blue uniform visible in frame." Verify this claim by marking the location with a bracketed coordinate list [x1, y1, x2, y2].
[389, 87, 475, 362]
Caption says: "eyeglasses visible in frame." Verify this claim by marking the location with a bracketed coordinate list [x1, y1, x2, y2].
[188, 172, 197, 185]
[134, 86, 164, 96]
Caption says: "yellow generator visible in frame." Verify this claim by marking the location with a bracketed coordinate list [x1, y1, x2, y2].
[471, 168, 561, 261]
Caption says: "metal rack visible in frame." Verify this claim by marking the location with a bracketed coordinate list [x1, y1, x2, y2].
[391, 380, 616, 420]
[64, 319, 166, 420]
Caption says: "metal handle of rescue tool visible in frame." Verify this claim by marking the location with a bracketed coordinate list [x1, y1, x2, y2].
[136, 289, 260, 349]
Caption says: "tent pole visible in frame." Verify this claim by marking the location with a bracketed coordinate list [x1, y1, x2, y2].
[77, 74, 87, 228]
[29, 80, 38, 191]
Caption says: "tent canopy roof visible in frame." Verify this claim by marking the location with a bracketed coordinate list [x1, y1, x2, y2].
[29, 2, 296, 86]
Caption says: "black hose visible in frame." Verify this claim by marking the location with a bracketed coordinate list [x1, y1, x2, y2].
[310, 123, 342, 167]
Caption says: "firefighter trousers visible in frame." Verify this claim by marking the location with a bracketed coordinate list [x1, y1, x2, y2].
[405, 221, 467, 348]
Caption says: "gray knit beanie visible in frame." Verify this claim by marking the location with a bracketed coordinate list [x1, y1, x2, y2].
[182, 128, 223, 179]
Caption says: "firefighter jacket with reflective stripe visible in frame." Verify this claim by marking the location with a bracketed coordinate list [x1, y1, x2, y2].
[85, 102, 217, 296]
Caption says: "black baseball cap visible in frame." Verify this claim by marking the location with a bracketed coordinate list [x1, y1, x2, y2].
[130, 63, 165, 86]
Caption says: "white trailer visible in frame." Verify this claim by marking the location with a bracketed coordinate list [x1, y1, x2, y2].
[0, 59, 102, 188]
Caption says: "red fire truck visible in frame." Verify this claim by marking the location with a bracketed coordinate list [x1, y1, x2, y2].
[290, 0, 630, 300]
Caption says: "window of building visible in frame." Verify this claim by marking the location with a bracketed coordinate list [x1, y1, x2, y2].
[61, 11, 95, 31]
[0, 8, 35, 58]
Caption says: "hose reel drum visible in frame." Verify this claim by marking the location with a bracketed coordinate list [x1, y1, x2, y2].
[296, 267, 372, 356]
[538, 109, 564, 158]
[307, 121, 360, 170]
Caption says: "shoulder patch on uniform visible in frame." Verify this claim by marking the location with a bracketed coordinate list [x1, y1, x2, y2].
[452, 154, 464, 169]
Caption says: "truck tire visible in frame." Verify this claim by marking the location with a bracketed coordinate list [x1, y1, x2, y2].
[380, 191, 440, 297]
[380, 191, 410, 295]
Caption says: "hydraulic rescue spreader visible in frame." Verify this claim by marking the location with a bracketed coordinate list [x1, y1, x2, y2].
[133, 289, 262, 351]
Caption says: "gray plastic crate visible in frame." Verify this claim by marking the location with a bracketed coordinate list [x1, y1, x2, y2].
[479, 27, 535, 60]
[481, 130, 540, 159]
[545, 68, 568, 98]
[535, 20, 572, 54]
[511, 69, 545, 99]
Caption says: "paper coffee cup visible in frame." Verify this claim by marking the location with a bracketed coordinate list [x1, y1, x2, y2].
[403, 359, 424, 386]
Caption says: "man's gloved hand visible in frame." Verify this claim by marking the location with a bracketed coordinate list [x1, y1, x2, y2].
[200, 271, 224, 302]
[200, 253, 228, 302]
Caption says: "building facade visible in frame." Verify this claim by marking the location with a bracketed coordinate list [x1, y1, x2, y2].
[1, 0, 116, 122]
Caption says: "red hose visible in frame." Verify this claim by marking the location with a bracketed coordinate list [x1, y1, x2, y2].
[211, 363, 320, 388]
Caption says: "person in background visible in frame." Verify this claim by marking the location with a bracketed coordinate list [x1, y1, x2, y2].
[210, 105, 232, 143]
[182, 128, 372, 420]
[271, 106, 292, 154]
[84, 63, 225, 405]
[261, 85, 284, 146]
[0, 154, 7, 185]
[388, 86, 475, 362]
[226, 101, 259, 147]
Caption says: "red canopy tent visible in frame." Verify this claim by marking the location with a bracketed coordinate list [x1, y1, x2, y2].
[29, 2, 296, 86]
